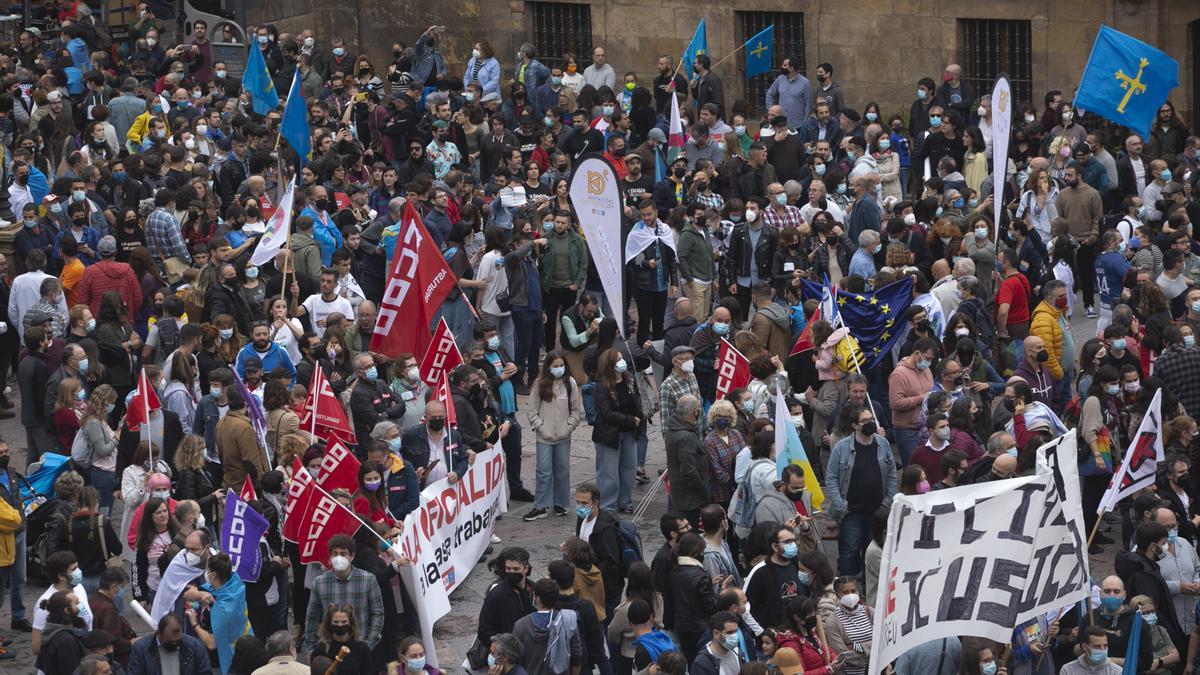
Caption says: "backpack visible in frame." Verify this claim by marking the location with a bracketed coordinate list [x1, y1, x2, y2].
[69, 428, 92, 471]
[616, 518, 643, 575]
[154, 319, 181, 366]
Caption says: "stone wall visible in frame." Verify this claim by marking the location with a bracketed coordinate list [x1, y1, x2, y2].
[248, 0, 1200, 128]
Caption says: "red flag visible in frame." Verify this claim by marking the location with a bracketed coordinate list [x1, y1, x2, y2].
[715, 339, 751, 401]
[437, 371, 457, 429]
[370, 201, 457, 359]
[297, 486, 362, 565]
[789, 304, 822, 356]
[239, 475, 257, 503]
[317, 439, 361, 493]
[299, 364, 357, 444]
[125, 367, 162, 432]
[418, 318, 464, 387]
[283, 458, 315, 543]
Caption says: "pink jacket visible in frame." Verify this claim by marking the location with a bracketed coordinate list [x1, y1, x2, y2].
[887, 358, 933, 429]
[815, 327, 850, 382]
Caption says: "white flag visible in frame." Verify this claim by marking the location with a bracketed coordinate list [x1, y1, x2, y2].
[990, 76, 1011, 240]
[250, 178, 296, 266]
[1098, 388, 1164, 514]
[569, 157, 624, 337]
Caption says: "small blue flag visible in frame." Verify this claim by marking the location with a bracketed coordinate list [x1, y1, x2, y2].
[681, 19, 708, 79]
[242, 42, 280, 116]
[801, 276, 915, 369]
[744, 25, 774, 78]
[280, 73, 311, 166]
[1074, 25, 1178, 139]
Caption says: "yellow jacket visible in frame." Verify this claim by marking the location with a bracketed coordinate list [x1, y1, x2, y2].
[1029, 300, 1066, 381]
[126, 111, 151, 146]
[0, 495, 19, 566]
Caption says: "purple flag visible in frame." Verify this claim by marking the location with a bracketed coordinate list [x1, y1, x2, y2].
[221, 493, 270, 582]
[232, 370, 269, 452]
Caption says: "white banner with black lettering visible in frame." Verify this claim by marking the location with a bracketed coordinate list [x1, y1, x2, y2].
[868, 434, 1090, 674]
[395, 448, 508, 667]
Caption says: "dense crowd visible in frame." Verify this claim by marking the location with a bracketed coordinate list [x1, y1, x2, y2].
[0, 3, 1198, 675]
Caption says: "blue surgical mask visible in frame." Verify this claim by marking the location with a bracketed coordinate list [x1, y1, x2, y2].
[219, 328, 234, 340]
[873, 244, 883, 254]
[917, 89, 928, 100]
[550, 366, 566, 378]
[952, 198, 965, 209]
[781, 542, 798, 559]
[815, 164, 826, 176]
[797, 570, 811, 584]
[487, 655, 497, 668]
[713, 322, 730, 336]
[106, 402, 116, 414]
[69, 568, 83, 586]
[550, 76, 562, 87]
[916, 359, 931, 370]
[245, 267, 259, 279]
[1101, 595, 1123, 612]
[981, 663, 998, 675]
[615, 359, 628, 374]
[1129, 236, 1141, 249]
[1161, 169, 1173, 182]
[1088, 649, 1107, 665]
[734, 125, 746, 135]
[75, 389, 86, 401]
[1187, 335, 1196, 349]
[722, 633, 739, 651]
[257, 35, 269, 45]
[364, 366, 378, 381]
[388, 437, 402, 452]
[865, 112, 878, 122]
[78, 358, 90, 374]
[1112, 339, 1127, 351]
[72, 190, 86, 203]
[408, 657, 427, 671]
[333, 47, 345, 57]
[968, 198, 978, 208]
[1118, 241, 1127, 254]
[1143, 612, 1158, 625]
[878, 139, 890, 151]
[774, 193, 787, 206]
[1169, 528, 1179, 543]
[974, 227, 989, 240]
[23, 218, 36, 228]
[1006, 447, 1019, 458]
[846, 151, 856, 161]
[929, 115, 941, 126]
[487, 336, 500, 351]
[575, 505, 592, 520]
[602, 105, 615, 117]
[836, 183, 847, 195]
[112, 171, 126, 183]
[1106, 384, 1121, 396]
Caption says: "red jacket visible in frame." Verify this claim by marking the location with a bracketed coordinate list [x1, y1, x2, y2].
[775, 629, 835, 675]
[77, 259, 143, 317]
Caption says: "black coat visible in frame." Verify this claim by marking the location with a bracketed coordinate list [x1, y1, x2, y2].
[1115, 551, 1186, 652]
[201, 282, 253, 335]
[451, 386, 487, 453]
[348, 378, 405, 449]
[477, 578, 535, 646]
[726, 223, 778, 283]
[576, 509, 625, 605]
[669, 561, 717, 633]
[592, 377, 643, 448]
[399, 425, 469, 479]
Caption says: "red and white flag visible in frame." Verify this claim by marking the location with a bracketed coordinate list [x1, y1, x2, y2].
[125, 367, 161, 432]
[297, 484, 362, 565]
[1099, 388, 1164, 514]
[316, 439, 361, 494]
[436, 371, 457, 429]
[667, 93, 685, 162]
[370, 201, 457, 360]
[299, 364, 357, 445]
[418, 318, 464, 387]
[790, 303, 821, 357]
[715, 339, 751, 401]
[239, 475, 257, 504]
[283, 458, 314, 543]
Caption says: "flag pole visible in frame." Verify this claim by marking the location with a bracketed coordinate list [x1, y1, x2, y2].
[144, 368, 153, 468]
[315, 482, 395, 551]
[706, 42, 750, 71]
[309, 365, 320, 439]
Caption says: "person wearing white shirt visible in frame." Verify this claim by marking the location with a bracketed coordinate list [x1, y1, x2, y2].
[1151, 506, 1200, 634]
[799, 181, 846, 224]
[293, 268, 353, 339]
[582, 47, 616, 90]
[8, 249, 65, 340]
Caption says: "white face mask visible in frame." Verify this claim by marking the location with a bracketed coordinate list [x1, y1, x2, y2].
[839, 593, 860, 609]
[903, 213, 916, 226]
[406, 367, 421, 382]
[745, 209, 758, 223]
[331, 555, 351, 572]
[679, 359, 695, 373]
[194, 514, 206, 529]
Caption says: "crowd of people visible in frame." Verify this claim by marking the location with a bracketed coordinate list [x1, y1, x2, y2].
[0, 3, 1197, 675]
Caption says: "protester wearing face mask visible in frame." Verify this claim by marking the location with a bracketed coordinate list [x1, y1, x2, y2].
[523, 351, 583, 521]
[887, 338, 937, 465]
[1114, 523, 1188, 658]
[689, 307, 734, 406]
[823, 576, 872, 674]
[825, 403, 897, 576]
[33, 550, 94, 655]
[311, 604, 372, 674]
[302, 534, 385, 654]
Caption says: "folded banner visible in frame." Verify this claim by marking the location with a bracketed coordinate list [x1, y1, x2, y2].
[569, 157, 624, 337]
[419, 317, 464, 388]
[868, 434, 1089, 674]
[317, 439, 361, 494]
[220, 492, 269, 583]
[300, 364, 356, 445]
[395, 448, 508, 667]
[715, 339, 750, 401]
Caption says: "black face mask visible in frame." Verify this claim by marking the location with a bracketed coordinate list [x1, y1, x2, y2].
[246, 207, 259, 220]
[917, 320, 932, 334]
[331, 624, 350, 637]
[1003, 398, 1016, 412]
[427, 418, 446, 432]
[0, 455, 9, 470]
[557, 164, 568, 172]
[315, 198, 330, 212]
[859, 421, 877, 436]
[673, 167, 686, 179]
[1036, 350, 1049, 363]
[506, 572, 524, 586]
[160, 640, 181, 652]
[72, 217, 87, 227]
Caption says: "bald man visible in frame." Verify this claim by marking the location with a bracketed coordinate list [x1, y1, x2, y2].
[933, 63, 974, 119]
[652, 296, 698, 370]
[1068, 575, 1153, 671]
[1013, 335, 1054, 408]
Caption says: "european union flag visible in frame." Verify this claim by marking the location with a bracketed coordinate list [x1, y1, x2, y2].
[242, 41, 280, 116]
[1074, 25, 1179, 139]
[744, 25, 774, 78]
[681, 19, 707, 78]
[801, 276, 915, 369]
[280, 73, 311, 166]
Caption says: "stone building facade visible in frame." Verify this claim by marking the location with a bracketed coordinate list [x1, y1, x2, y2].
[247, 0, 1200, 129]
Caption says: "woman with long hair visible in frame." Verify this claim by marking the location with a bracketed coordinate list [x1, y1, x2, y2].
[95, 291, 139, 402]
[776, 597, 836, 675]
[321, 329, 355, 395]
[77, 384, 119, 513]
[369, 166, 401, 215]
[312, 604, 372, 674]
[197, 324, 224, 395]
[524, 350, 583, 521]
[946, 397, 985, 460]
[1075, 338, 1107, 400]
[265, 295, 304, 364]
[352, 461, 394, 527]
[592, 348, 643, 513]
[1080, 365, 1123, 548]
[53, 377, 86, 453]
[77, 338, 111, 390]
[798, 549, 838, 622]
[132, 496, 178, 607]
[264, 379, 301, 459]
[161, 348, 198, 428]
[173, 434, 219, 523]
[213, 314, 246, 366]
[549, 177, 572, 217]
[607, 562, 663, 675]
[1016, 165, 1058, 244]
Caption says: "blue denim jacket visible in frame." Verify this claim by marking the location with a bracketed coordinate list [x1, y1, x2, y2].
[824, 433, 897, 522]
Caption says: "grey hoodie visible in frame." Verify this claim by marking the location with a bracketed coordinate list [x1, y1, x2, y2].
[513, 608, 582, 675]
[754, 302, 792, 332]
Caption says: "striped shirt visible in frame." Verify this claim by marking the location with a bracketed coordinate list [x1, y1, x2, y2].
[834, 604, 873, 675]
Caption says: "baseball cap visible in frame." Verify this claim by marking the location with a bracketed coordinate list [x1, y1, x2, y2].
[98, 235, 117, 256]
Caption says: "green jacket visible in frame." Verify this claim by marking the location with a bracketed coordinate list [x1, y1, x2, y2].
[539, 229, 588, 288]
[676, 224, 715, 282]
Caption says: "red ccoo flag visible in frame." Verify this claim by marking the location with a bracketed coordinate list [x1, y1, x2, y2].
[299, 363, 357, 445]
[370, 200, 458, 360]
[438, 371, 457, 429]
[316, 439, 362, 494]
[418, 317, 464, 387]
[715, 339, 751, 401]
[125, 367, 162, 432]
[283, 458, 314, 543]
[239, 475, 257, 503]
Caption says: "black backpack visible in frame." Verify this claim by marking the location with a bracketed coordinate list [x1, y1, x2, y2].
[154, 319, 181, 366]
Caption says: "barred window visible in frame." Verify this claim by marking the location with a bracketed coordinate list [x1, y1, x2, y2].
[959, 19, 1033, 106]
[527, 1, 593, 70]
[737, 11, 805, 116]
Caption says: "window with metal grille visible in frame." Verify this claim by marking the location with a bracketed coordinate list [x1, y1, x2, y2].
[527, 1, 593, 71]
[737, 11, 805, 117]
[959, 19, 1033, 107]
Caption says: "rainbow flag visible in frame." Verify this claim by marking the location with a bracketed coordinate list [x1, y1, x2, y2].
[774, 382, 824, 509]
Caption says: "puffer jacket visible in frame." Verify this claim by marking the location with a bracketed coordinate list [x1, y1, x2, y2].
[1029, 299, 1066, 381]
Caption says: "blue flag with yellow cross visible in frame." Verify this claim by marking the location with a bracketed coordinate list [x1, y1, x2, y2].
[1074, 25, 1178, 139]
